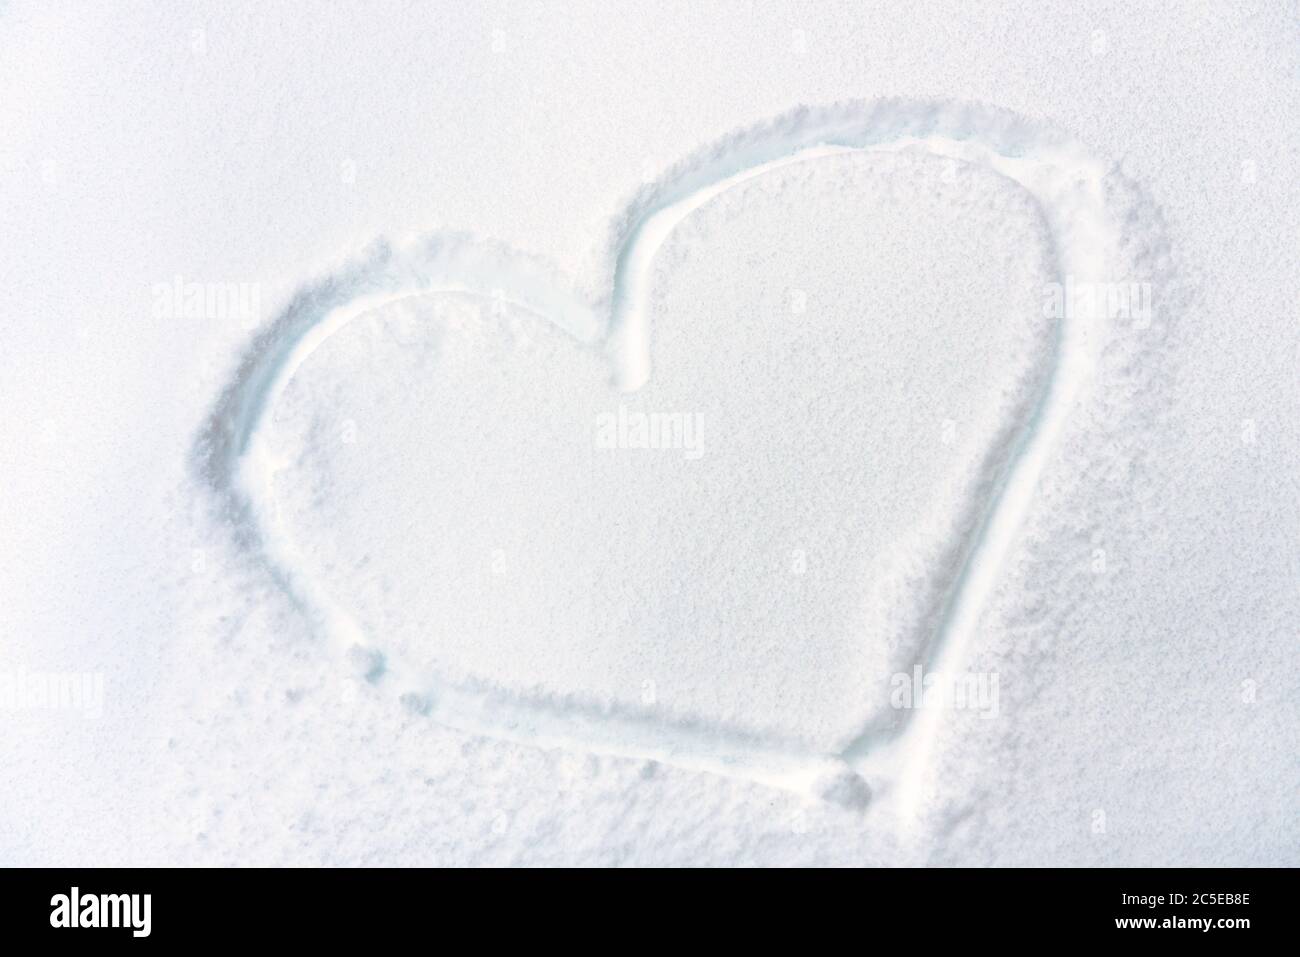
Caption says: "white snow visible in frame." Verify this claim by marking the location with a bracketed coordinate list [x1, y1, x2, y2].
[1, 1, 1297, 865]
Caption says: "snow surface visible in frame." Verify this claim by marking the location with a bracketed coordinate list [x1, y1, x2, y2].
[1, 1, 1297, 865]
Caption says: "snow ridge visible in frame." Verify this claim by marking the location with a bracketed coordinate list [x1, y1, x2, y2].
[193, 98, 1157, 811]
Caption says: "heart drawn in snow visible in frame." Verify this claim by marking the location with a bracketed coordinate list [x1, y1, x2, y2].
[196, 99, 1140, 804]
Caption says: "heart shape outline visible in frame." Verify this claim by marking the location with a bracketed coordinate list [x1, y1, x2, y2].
[195, 98, 1156, 809]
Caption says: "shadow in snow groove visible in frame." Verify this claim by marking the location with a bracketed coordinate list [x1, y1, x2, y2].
[193, 98, 1155, 813]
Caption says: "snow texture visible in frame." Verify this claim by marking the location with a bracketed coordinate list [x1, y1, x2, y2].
[1, 1, 1296, 865]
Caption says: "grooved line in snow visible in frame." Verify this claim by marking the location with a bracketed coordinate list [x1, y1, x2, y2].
[198, 99, 1120, 810]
